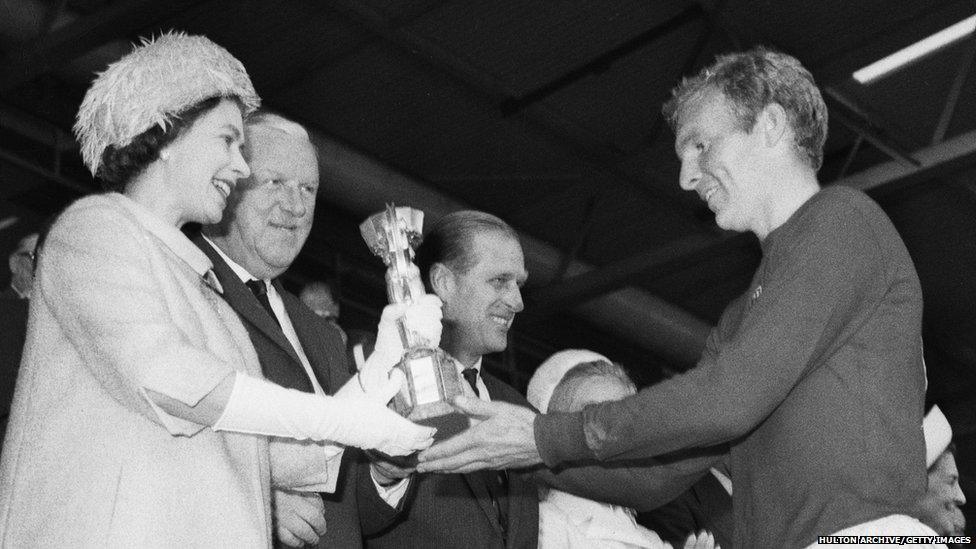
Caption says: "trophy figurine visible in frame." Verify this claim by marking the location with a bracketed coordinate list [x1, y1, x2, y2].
[360, 204, 467, 447]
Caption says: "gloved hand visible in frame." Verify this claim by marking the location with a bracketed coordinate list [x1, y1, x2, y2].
[359, 295, 443, 397]
[214, 373, 436, 456]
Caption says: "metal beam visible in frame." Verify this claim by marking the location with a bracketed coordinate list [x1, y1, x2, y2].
[836, 127, 976, 192]
[824, 87, 920, 168]
[527, 233, 724, 315]
[837, 135, 864, 180]
[499, 5, 703, 115]
[0, 0, 207, 91]
[0, 103, 77, 151]
[551, 191, 600, 283]
[0, 149, 90, 194]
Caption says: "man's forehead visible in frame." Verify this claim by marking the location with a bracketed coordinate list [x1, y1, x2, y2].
[933, 452, 959, 477]
[674, 90, 736, 152]
[245, 126, 318, 176]
[471, 232, 528, 277]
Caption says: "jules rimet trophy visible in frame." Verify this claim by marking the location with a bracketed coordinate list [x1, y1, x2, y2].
[360, 204, 466, 441]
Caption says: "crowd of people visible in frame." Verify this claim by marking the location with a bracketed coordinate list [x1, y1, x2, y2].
[0, 31, 968, 549]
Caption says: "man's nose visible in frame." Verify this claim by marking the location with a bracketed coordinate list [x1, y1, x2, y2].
[279, 184, 307, 216]
[953, 482, 967, 505]
[679, 159, 701, 192]
[507, 286, 524, 313]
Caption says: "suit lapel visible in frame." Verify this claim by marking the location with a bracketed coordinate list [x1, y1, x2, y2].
[193, 235, 304, 368]
[459, 372, 516, 537]
[276, 281, 337, 393]
[481, 372, 534, 544]
[462, 471, 506, 535]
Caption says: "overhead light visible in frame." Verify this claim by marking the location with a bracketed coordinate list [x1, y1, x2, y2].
[0, 217, 19, 232]
[853, 14, 976, 84]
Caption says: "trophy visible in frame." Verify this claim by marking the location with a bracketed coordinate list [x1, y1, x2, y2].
[360, 205, 467, 450]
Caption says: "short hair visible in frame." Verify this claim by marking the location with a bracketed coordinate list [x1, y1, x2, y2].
[301, 280, 337, 299]
[243, 111, 319, 169]
[98, 96, 234, 191]
[547, 360, 636, 414]
[414, 210, 518, 290]
[662, 47, 828, 171]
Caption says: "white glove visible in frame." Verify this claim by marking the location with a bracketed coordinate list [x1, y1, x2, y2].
[334, 366, 405, 405]
[213, 373, 436, 456]
[361, 295, 443, 394]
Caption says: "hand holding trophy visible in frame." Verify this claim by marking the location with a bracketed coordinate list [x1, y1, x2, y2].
[360, 205, 467, 465]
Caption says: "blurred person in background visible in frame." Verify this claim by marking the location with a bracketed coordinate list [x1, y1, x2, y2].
[529, 350, 718, 549]
[2, 232, 38, 299]
[916, 405, 967, 539]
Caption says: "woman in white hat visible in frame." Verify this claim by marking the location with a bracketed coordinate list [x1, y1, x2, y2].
[529, 350, 718, 549]
[0, 32, 436, 547]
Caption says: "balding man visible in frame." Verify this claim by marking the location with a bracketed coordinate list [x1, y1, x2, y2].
[195, 112, 440, 548]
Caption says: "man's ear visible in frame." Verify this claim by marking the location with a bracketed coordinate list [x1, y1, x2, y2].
[428, 262, 454, 299]
[757, 103, 790, 148]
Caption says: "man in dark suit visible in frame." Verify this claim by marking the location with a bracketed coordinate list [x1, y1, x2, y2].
[361, 210, 538, 548]
[195, 112, 369, 548]
[361, 211, 724, 548]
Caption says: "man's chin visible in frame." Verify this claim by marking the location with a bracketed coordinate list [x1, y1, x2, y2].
[485, 335, 510, 354]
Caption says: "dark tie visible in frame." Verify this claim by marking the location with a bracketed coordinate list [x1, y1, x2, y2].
[459, 366, 508, 533]
[245, 279, 280, 328]
[461, 367, 480, 397]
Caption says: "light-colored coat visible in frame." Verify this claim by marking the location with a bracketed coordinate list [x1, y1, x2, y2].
[0, 193, 326, 548]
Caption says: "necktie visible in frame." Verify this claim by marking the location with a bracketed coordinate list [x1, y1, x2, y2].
[461, 367, 480, 397]
[459, 366, 508, 532]
[245, 279, 280, 328]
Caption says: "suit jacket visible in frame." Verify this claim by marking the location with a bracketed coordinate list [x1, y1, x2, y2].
[194, 233, 365, 548]
[362, 371, 539, 549]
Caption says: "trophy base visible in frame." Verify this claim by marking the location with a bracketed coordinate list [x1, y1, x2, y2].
[367, 408, 469, 468]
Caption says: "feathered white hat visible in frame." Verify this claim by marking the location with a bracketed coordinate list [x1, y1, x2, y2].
[74, 31, 261, 176]
[527, 349, 611, 412]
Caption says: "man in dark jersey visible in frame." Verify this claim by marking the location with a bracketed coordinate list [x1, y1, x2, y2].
[419, 48, 938, 549]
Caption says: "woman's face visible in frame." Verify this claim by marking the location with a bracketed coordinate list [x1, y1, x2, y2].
[162, 99, 249, 226]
